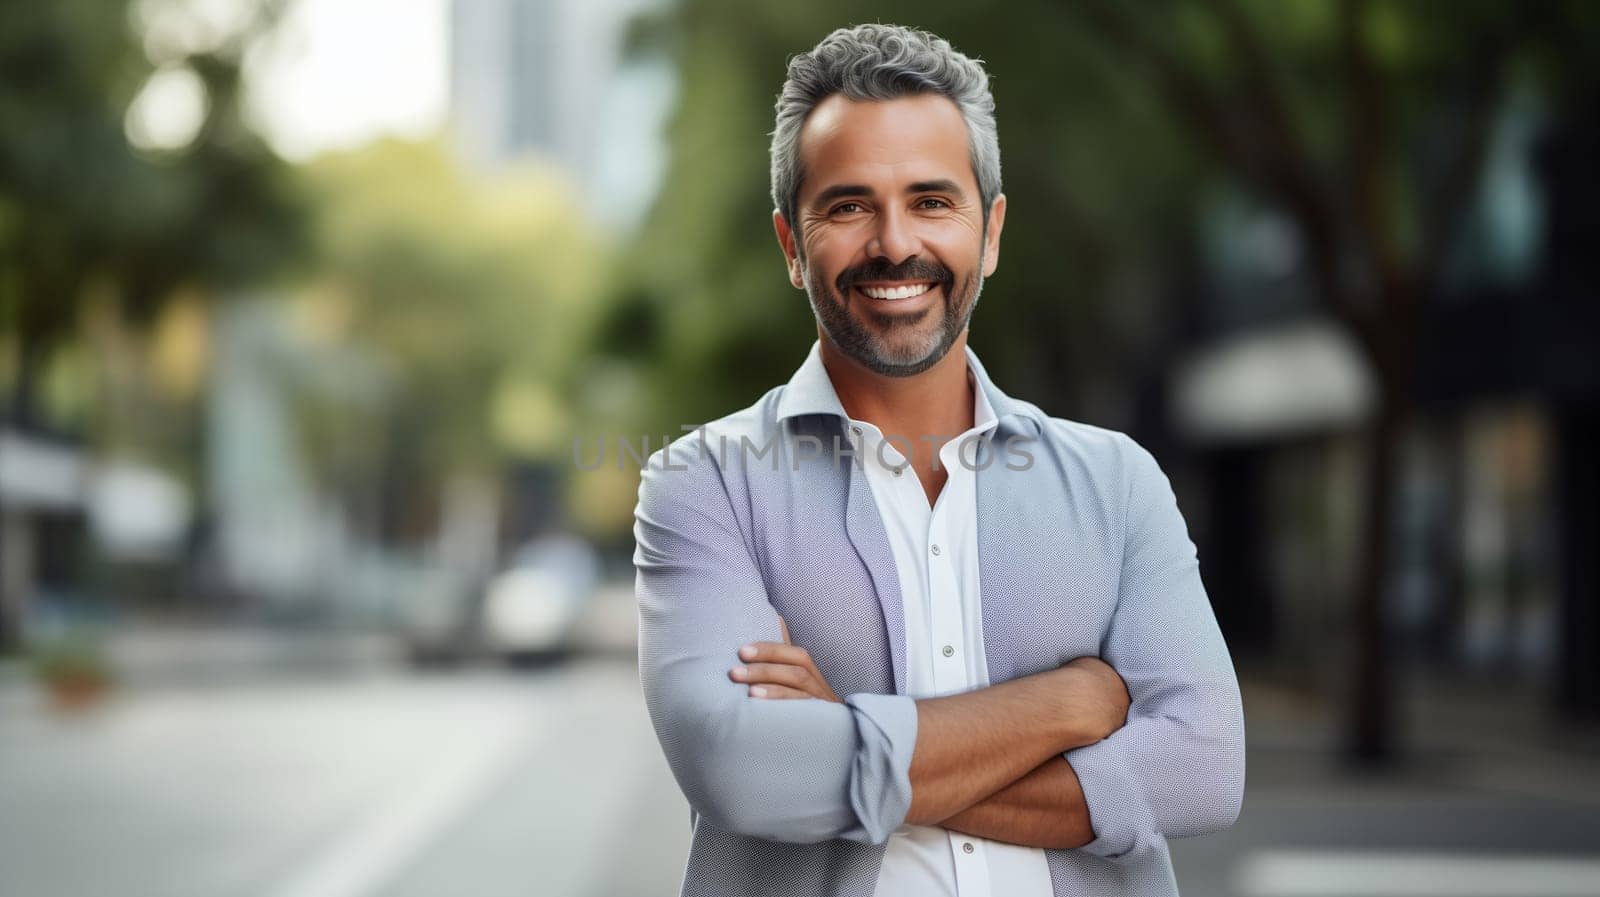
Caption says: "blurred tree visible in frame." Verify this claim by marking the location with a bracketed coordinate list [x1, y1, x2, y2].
[618, 0, 1598, 762]
[299, 139, 608, 545]
[0, 0, 307, 652]
[1061, 0, 1596, 763]
[0, 0, 306, 430]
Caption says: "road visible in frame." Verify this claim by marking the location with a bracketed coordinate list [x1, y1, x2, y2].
[0, 656, 689, 897]
[3, 637, 1598, 897]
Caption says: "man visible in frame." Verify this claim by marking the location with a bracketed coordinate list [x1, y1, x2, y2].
[633, 23, 1244, 897]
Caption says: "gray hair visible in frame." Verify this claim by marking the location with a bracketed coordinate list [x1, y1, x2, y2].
[769, 24, 1002, 239]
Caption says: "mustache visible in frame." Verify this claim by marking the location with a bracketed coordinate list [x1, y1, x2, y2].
[836, 258, 952, 293]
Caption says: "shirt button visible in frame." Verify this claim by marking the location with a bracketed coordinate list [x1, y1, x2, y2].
[942, 644, 955, 657]
[893, 466, 904, 477]
[930, 544, 941, 556]
[851, 426, 862, 436]
[962, 841, 975, 854]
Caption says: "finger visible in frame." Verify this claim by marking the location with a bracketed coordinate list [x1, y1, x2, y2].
[737, 641, 813, 667]
[746, 683, 815, 700]
[729, 662, 812, 690]
[778, 615, 790, 644]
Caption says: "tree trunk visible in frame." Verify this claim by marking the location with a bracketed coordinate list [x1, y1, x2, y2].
[1345, 375, 1408, 764]
[9, 335, 44, 429]
[0, 338, 47, 654]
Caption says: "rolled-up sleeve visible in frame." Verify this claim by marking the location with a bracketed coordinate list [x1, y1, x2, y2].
[1067, 434, 1246, 861]
[633, 435, 919, 845]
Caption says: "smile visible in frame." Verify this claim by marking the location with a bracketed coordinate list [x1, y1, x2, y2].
[856, 282, 936, 300]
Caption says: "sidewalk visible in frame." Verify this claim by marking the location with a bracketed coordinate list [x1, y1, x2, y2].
[0, 618, 405, 706]
[1237, 671, 1600, 808]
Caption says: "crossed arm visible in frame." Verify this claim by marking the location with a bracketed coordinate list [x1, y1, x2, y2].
[730, 618, 1129, 850]
[635, 431, 1244, 854]
[939, 757, 1093, 849]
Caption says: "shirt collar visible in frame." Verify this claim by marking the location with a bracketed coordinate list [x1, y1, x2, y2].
[774, 339, 1040, 437]
[970, 359, 998, 433]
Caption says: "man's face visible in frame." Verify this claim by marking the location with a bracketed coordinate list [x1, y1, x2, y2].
[774, 93, 1006, 377]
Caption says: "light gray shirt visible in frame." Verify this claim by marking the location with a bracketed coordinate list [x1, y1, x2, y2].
[633, 340, 1245, 897]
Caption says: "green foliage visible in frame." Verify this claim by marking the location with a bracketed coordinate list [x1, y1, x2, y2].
[299, 139, 609, 491]
[0, 0, 307, 426]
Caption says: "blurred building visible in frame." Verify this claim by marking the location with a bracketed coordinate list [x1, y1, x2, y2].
[449, 0, 673, 229]
[0, 424, 202, 642]
[0, 430, 89, 649]
[1162, 98, 1600, 717]
[206, 297, 389, 618]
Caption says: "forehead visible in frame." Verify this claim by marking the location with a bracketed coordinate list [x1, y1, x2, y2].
[796, 93, 975, 199]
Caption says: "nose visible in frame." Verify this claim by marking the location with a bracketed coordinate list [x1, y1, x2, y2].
[866, 205, 922, 265]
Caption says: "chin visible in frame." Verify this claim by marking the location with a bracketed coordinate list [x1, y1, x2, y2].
[865, 340, 950, 376]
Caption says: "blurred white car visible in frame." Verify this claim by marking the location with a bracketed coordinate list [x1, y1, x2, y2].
[396, 563, 483, 666]
[482, 534, 600, 662]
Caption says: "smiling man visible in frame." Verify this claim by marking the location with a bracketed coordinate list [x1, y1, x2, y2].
[633, 23, 1245, 897]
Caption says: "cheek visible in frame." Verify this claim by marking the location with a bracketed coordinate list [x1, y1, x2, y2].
[801, 226, 849, 264]
[801, 243, 850, 284]
[797, 252, 832, 293]
[920, 223, 981, 261]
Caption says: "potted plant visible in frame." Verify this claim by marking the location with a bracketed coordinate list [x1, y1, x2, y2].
[29, 631, 115, 711]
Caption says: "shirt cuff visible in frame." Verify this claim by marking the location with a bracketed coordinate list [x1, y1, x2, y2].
[840, 692, 919, 845]
[1066, 733, 1155, 860]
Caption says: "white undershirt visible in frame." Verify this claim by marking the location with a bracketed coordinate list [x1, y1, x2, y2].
[848, 359, 1054, 897]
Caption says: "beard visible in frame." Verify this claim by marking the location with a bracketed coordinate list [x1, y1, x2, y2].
[802, 248, 985, 378]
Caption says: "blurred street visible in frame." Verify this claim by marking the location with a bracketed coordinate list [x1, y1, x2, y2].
[1172, 680, 1600, 897]
[3, 582, 1598, 897]
[0, 584, 694, 897]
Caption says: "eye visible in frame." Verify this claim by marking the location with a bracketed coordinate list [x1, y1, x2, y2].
[917, 197, 950, 210]
[831, 201, 864, 215]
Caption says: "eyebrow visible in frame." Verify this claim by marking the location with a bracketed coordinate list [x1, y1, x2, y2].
[808, 178, 969, 209]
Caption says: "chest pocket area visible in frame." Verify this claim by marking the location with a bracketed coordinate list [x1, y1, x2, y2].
[757, 518, 898, 698]
[976, 466, 1120, 683]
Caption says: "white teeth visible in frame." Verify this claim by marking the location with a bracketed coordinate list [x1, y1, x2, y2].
[860, 283, 933, 300]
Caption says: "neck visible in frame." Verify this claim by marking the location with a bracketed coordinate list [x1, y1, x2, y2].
[817, 329, 976, 444]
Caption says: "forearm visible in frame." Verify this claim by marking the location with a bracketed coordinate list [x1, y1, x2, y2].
[1059, 434, 1245, 861]
[903, 666, 1104, 825]
[939, 756, 1094, 849]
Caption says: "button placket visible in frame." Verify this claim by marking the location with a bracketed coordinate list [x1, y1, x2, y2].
[886, 442, 911, 485]
[948, 830, 990, 897]
[926, 502, 968, 702]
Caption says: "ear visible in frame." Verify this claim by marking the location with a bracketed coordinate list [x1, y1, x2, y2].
[981, 193, 1006, 277]
[773, 209, 805, 289]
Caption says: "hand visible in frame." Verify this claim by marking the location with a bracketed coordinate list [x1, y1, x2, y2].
[729, 616, 842, 702]
[1061, 656, 1130, 743]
